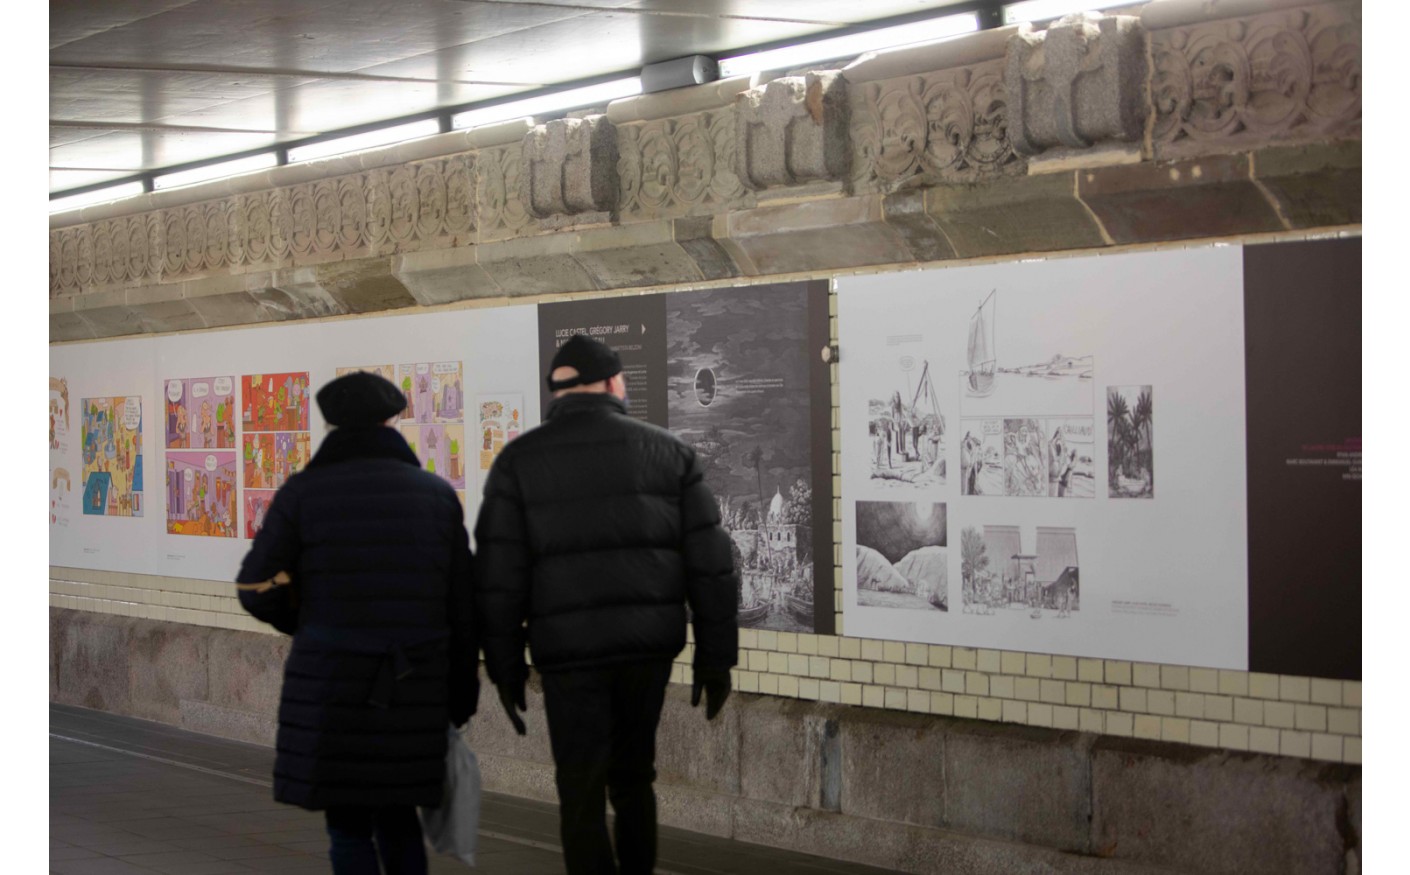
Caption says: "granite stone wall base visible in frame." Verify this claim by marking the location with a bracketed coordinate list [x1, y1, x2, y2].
[50, 609, 1359, 874]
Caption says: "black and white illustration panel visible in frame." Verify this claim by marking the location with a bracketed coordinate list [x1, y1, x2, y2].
[665, 282, 826, 633]
[863, 350, 947, 490]
[1107, 385, 1154, 498]
[961, 524, 1078, 618]
[958, 288, 1095, 421]
[839, 247, 1249, 669]
[855, 501, 948, 612]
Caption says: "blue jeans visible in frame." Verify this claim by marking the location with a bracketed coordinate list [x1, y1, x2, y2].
[325, 805, 427, 875]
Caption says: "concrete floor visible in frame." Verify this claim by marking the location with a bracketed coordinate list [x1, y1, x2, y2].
[50, 704, 903, 875]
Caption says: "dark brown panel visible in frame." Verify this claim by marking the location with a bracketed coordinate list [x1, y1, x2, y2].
[537, 295, 668, 426]
[1244, 236, 1361, 680]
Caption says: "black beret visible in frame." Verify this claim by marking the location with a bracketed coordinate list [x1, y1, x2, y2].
[547, 334, 622, 391]
[316, 371, 407, 427]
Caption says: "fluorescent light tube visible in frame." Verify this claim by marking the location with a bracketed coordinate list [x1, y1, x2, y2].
[49, 181, 146, 213]
[451, 78, 642, 130]
[718, 12, 979, 79]
[1003, 0, 1135, 24]
[287, 119, 443, 164]
[154, 153, 280, 191]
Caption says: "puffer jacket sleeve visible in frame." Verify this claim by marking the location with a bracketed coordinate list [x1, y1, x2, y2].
[234, 480, 302, 635]
[447, 493, 480, 726]
[678, 445, 739, 672]
[473, 449, 531, 685]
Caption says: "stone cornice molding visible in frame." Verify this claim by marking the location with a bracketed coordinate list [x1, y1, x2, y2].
[49, 0, 1362, 342]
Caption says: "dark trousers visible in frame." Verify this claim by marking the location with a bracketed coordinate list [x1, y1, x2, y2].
[324, 805, 427, 875]
[541, 659, 673, 875]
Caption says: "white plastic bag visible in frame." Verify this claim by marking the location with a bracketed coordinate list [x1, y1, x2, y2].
[420, 724, 482, 866]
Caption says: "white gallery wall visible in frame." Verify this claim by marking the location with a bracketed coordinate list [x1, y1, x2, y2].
[838, 246, 1250, 670]
[49, 304, 540, 581]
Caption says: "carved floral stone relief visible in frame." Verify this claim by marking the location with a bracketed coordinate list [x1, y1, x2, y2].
[477, 145, 532, 241]
[49, 155, 481, 296]
[618, 109, 748, 221]
[1150, 1, 1361, 156]
[850, 60, 1021, 194]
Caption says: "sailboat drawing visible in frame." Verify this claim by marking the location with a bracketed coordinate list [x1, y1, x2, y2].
[966, 290, 997, 397]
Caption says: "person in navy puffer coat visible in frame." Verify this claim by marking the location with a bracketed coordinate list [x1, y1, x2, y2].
[237, 370, 478, 875]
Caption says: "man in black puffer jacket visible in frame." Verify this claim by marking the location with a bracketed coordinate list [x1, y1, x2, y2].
[475, 334, 738, 875]
[236, 371, 478, 875]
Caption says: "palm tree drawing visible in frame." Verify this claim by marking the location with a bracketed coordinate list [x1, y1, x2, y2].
[1106, 389, 1130, 479]
[1132, 387, 1153, 490]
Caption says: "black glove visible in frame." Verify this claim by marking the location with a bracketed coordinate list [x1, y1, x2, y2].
[690, 668, 731, 720]
[497, 679, 527, 736]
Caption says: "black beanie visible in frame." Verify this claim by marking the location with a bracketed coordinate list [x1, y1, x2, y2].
[316, 371, 407, 427]
[547, 335, 622, 391]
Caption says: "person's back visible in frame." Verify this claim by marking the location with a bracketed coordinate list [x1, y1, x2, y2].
[478, 391, 733, 675]
[237, 372, 477, 875]
[474, 335, 737, 875]
[285, 443, 463, 645]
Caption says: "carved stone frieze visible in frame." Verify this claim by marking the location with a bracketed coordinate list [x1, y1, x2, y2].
[48, 154, 480, 297]
[1005, 13, 1146, 157]
[48, 4, 1363, 314]
[520, 116, 619, 219]
[1149, 1, 1361, 157]
[735, 73, 850, 191]
[617, 108, 749, 221]
[850, 59, 1021, 195]
[476, 144, 532, 241]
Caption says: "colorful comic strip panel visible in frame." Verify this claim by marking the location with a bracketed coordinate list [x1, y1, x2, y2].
[164, 377, 237, 449]
[241, 373, 311, 432]
[165, 451, 238, 538]
[81, 396, 144, 517]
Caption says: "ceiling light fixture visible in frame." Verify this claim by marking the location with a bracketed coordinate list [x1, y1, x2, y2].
[1002, 0, 1135, 24]
[48, 181, 146, 214]
[286, 119, 444, 164]
[450, 77, 642, 130]
[717, 11, 980, 79]
[153, 153, 280, 191]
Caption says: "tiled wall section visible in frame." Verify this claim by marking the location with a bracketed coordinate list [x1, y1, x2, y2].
[48, 568, 1363, 766]
[49, 240, 1362, 768]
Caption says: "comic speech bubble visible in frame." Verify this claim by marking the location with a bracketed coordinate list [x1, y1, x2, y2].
[898, 355, 915, 372]
[416, 363, 430, 375]
[212, 377, 233, 395]
[167, 381, 184, 403]
[206, 454, 218, 471]
[191, 382, 210, 399]
[433, 362, 458, 375]
[1060, 419, 1095, 440]
[122, 398, 141, 430]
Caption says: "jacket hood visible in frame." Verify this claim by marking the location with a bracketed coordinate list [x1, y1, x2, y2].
[306, 425, 420, 470]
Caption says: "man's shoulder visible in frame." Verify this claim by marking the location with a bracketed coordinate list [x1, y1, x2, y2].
[508, 411, 687, 453]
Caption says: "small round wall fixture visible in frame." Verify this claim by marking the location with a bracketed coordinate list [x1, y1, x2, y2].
[694, 368, 717, 407]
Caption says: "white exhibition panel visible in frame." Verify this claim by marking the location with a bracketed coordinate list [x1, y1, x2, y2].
[49, 304, 540, 581]
[838, 246, 1250, 670]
